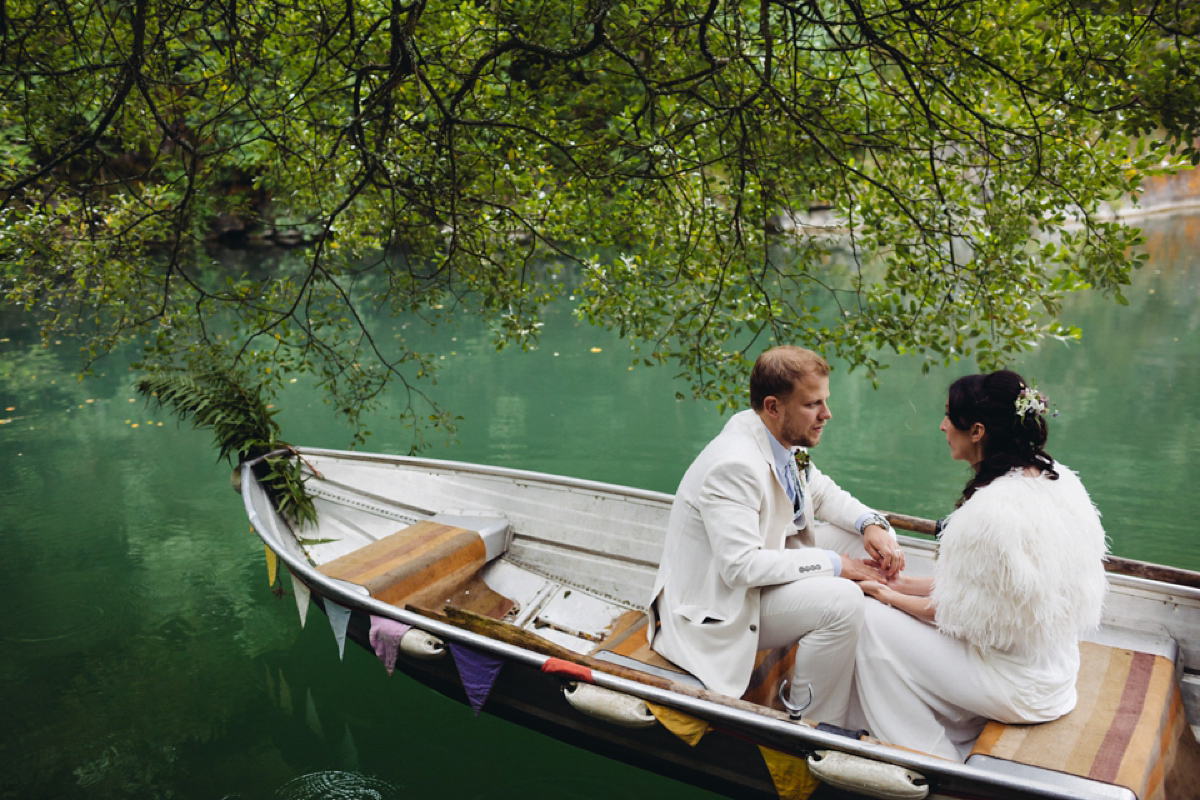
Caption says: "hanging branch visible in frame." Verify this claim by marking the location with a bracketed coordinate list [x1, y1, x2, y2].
[136, 370, 317, 527]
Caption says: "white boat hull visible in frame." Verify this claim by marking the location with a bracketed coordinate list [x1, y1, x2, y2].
[241, 449, 1200, 800]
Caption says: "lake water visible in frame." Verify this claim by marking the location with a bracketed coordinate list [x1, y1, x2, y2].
[1, 212, 1197, 799]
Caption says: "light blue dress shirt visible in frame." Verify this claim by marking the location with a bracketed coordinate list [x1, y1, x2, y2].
[763, 424, 843, 577]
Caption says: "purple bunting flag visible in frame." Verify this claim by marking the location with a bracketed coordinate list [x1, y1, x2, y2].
[449, 643, 505, 715]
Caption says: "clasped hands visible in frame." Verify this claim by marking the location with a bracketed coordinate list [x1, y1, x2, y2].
[844, 529, 935, 620]
[839, 523, 905, 583]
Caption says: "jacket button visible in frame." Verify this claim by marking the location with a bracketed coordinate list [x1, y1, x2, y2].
[749, 624, 757, 632]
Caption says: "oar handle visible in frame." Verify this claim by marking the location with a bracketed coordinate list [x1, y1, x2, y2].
[882, 511, 1200, 590]
[883, 512, 939, 536]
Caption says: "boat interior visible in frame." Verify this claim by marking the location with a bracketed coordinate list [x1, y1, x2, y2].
[285, 452, 1200, 800]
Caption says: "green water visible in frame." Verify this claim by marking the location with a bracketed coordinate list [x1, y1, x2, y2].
[1, 212, 1197, 799]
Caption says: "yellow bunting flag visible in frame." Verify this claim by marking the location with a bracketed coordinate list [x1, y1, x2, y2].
[265, 545, 278, 588]
[645, 701, 712, 747]
[758, 746, 820, 800]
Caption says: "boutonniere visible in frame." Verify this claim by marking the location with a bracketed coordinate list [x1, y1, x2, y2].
[792, 449, 811, 477]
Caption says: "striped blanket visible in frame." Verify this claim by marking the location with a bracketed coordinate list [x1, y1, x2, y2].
[970, 641, 1200, 799]
[318, 520, 515, 618]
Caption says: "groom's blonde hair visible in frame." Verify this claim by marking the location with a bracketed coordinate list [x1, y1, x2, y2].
[749, 346, 829, 410]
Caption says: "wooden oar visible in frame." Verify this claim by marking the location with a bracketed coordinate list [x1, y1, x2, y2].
[882, 512, 1200, 591]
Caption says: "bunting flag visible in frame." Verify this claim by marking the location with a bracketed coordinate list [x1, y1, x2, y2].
[758, 746, 820, 800]
[449, 643, 505, 715]
[339, 723, 360, 771]
[645, 701, 713, 747]
[264, 662, 276, 705]
[305, 687, 323, 738]
[368, 615, 411, 676]
[278, 668, 293, 716]
[264, 544, 278, 587]
[324, 599, 351, 660]
[290, 572, 311, 628]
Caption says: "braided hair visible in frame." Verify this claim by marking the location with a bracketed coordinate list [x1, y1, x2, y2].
[947, 370, 1058, 506]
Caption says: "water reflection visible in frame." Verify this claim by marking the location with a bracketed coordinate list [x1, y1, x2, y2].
[0, 211, 1197, 799]
[271, 770, 401, 800]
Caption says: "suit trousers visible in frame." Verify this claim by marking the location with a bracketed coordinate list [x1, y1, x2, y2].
[757, 523, 867, 727]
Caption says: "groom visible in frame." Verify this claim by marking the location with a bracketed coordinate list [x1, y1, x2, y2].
[647, 346, 903, 725]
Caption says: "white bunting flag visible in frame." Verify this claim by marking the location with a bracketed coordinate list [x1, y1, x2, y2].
[325, 599, 351, 660]
[305, 687, 323, 738]
[290, 573, 311, 628]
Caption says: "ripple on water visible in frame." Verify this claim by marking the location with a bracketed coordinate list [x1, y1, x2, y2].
[0, 591, 108, 646]
[271, 771, 403, 800]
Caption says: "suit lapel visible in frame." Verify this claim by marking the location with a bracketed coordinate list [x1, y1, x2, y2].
[738, 411, 792, 549]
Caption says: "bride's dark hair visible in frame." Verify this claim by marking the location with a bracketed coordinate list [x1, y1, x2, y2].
[947, 370, 1058, 505]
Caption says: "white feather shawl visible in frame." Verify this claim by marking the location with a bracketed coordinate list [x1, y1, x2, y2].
[931, 463, 1109, 656]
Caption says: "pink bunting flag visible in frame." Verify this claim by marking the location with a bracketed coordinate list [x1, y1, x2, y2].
[368, 615, 411, 676]
[449, 643, 505, 716]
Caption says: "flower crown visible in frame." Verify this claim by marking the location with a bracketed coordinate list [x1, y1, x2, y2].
[1014, 384, 1056, 419]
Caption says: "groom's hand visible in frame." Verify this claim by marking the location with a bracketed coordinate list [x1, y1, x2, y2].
[863, 524, 905, 578]
[839, 556, 883, 582]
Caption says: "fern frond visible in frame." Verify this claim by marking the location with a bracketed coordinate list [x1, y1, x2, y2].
[136, 370, 279, 462]
[135, 370, 316, 527]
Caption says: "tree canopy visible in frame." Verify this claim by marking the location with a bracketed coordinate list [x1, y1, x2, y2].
[1, 0, 1197, 448]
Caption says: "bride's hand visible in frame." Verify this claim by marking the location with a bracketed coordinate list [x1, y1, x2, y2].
[862, 565, 922, 595]
[857, 580, 887, 601]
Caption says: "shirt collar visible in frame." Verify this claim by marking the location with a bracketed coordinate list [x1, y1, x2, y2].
[762, 419, 794, 478]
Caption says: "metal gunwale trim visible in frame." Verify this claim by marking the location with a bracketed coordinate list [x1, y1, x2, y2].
[290, 447, 678, 506]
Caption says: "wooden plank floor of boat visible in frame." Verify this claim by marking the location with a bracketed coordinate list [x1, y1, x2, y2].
[592, 610, 794, 711]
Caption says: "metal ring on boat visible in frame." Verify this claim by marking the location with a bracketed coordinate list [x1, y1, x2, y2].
[398, 629, 446, 660]
[562, 682, 658, 728]
[806, 750, 928, 800]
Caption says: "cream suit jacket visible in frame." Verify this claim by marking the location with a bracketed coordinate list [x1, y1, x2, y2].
[647, 409, 873, 697]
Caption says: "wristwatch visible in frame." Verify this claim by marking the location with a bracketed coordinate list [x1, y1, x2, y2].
[858, 512, 890, 534]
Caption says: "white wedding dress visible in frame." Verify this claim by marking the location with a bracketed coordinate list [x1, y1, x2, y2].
[849, 465, 1108, 761]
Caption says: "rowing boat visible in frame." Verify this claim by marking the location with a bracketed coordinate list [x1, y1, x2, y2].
[239, 448, 1200, 800]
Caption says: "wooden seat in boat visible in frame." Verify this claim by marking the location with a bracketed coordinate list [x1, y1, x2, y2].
[593, 611, 796, 711]
[967, 641, 1200, 800]
[317, 520, 515, 619]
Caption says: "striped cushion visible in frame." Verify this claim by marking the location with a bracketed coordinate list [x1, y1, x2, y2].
[318, 521, 514, 617]
[969, 642, 1200, 799]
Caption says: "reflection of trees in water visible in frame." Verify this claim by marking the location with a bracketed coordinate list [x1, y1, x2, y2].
[0, 389, 301, 798]
[1034, 212, 1200, 568]
[0, 210, 1197, 798]
[0, 346, 82, 415]
[0, 336, 147, 426]
[0, 571, 302, 798]
[1138, 213, 1200, 276]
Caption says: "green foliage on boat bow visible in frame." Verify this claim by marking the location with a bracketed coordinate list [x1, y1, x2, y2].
[136, 371, 317, 527]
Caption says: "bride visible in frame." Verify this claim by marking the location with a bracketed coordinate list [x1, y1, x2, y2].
[850, 370, 1109, 761]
